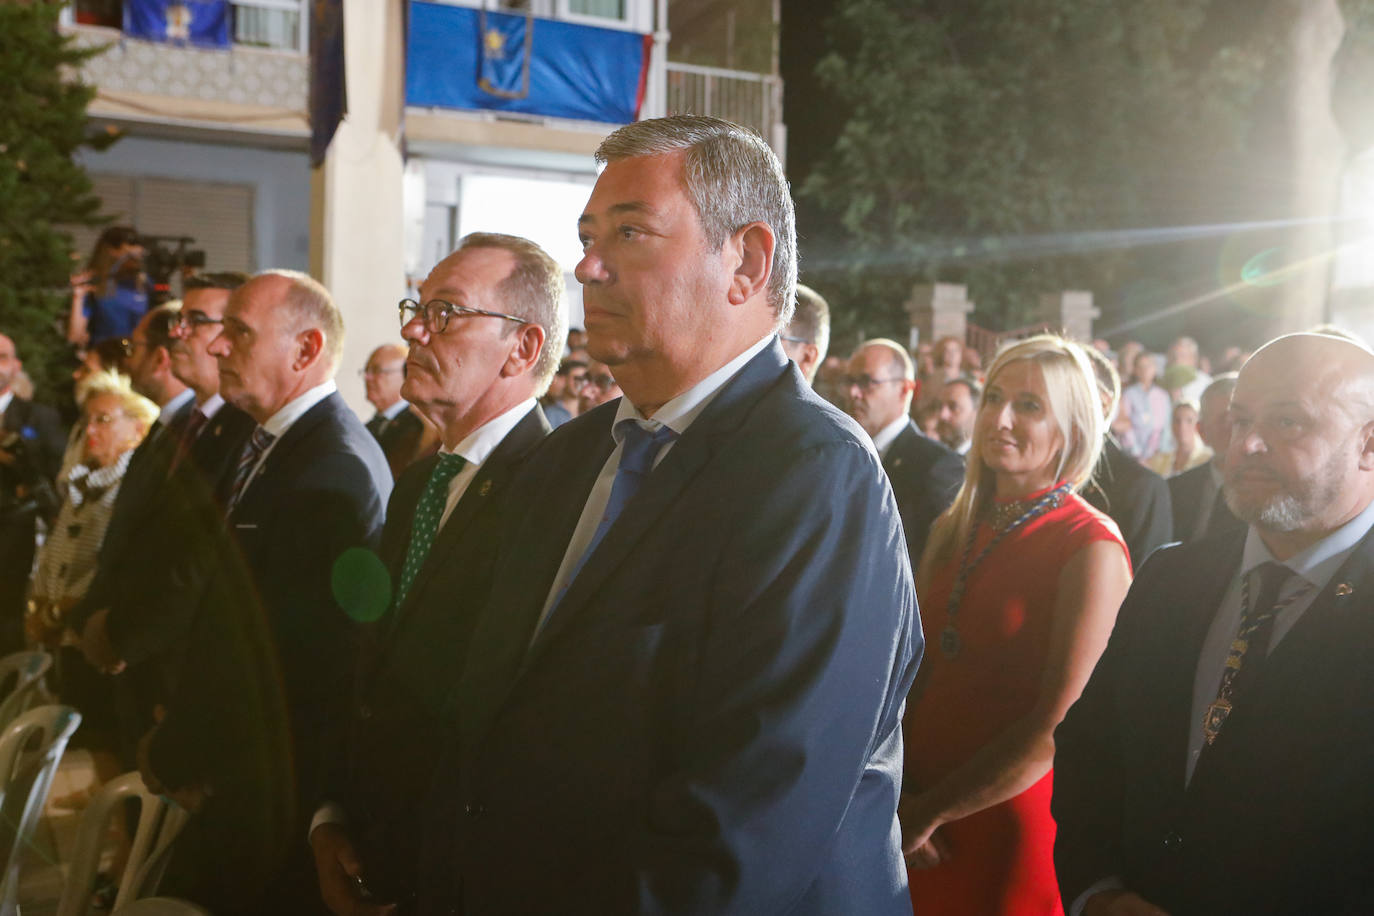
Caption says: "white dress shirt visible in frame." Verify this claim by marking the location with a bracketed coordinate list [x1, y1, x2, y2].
[238, 379, 337, 495]
[870, 414, 910, 459]
[195, 392, 226, 423]
[436, 399, 536, 529]
[533, 335, 774, 636]
[0, 390, 14, 416]
[378, 398, 410, 422]
[159, 388, 195, 426]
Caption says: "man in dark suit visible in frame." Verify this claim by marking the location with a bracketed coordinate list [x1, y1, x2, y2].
[845, 337, 963, 567]
[139, 270, 392, 915]
[779, 282, 830, 385]
[311, 233, 561, 914]
[1169, 374, 1244, 544]
[1053, 333, 1374, 915]
[0, 332, 65, 654]
[1083, 347, 1174, 567]
[417, 116, 920, 915]
[363, 342, 430, 478]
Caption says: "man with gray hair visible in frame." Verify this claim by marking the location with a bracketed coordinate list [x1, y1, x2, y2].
[780, 281, 831, 384]
[1169, 374, 1244, 543]
[420, 116, 919, 914]
[312, 233, 561, 914]
[139, 270, 392, 914]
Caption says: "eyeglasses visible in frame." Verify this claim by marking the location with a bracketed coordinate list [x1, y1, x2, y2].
[567, 374, 589, 390]
[358, 366, 404, 378]
[780, 335, 811, 345]
[172, 310, 224, 332]
[585, 373, 616, 390]
[86, 410, 128, 427]
[398, 298, 527, 334]
[843, 374, 905, 392]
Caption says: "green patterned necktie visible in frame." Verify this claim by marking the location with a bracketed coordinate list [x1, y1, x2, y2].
[395, 452, 467, 609]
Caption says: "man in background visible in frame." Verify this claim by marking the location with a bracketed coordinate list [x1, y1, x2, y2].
[779, 282, 830, 385]
[936, 374, 980, 458]
[1170, 374, 1244, 543]
[363, 342, 427, 478]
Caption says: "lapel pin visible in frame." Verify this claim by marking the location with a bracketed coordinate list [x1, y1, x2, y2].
[1335, 582, 1354, 597]
[891, 457, 903, 468]
[479, 480, 493, 496]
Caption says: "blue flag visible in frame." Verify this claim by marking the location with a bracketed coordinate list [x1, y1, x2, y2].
[124, 0, 230, 49]
[477, 10, 532, 100]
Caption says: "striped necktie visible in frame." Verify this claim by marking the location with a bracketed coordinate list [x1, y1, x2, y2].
[226, 425, 276, 514]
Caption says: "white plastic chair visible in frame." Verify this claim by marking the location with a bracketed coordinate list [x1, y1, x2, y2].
[111, 898, 210, 916]
[0, 704, 82, 914]
[0, 652, 53, 732]
[55, 771, 193, 916]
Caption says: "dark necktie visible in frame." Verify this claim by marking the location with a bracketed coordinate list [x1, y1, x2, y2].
[226, 426, 276, 514]
[367, 413, 389, 440]
[542, 420, 678, 627]
[1202, 561, 1309, 745]
[168, 408, 208, 476]
[394, 452, 467, 609]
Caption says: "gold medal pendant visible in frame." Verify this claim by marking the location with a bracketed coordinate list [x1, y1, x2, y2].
[1202, 697, 1231, 744]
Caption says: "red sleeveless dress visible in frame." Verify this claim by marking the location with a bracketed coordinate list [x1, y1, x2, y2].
[905, 484, 1127, 915]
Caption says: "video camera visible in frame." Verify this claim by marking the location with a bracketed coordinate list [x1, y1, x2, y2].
[137, 234, 207, 305]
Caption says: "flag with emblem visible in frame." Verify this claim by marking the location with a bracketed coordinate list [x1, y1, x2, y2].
[124, 0, 230, 48]
[477, 8, 533, 99]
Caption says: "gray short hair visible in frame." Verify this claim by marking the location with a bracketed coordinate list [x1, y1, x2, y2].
[595, 115, 797, 325]
[259, 270, 345, 370]
[456, 232, 567, 395]
[789, 283, 831, 364]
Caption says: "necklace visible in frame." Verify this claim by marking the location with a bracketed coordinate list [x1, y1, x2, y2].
[940, 482, 1072, 659]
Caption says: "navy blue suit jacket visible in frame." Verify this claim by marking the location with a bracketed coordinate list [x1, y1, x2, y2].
[421, 341, 922, 915]
[882, 420, 962, 567]
[1053, 527, 1374, 914]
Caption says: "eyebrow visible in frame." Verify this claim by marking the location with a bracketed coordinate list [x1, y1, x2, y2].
[578, 201, 656, 226]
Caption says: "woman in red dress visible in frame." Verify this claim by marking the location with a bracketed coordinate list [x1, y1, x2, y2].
[900, 335, 1132, 914]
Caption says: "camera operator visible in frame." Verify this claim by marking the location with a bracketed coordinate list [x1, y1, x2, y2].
[0, 332, 66, 655]
[69, 226, 150, 348]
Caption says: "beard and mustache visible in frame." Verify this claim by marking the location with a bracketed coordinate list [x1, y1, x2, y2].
[1224, 450, 1349, 532]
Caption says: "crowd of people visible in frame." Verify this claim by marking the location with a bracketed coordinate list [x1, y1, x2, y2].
[0, 114, 1371, 915]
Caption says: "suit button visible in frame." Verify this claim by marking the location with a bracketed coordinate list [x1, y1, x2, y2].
[463, 802, 484, 816]
[358, 704, 372, 720]
[1163, 830, 1183, 851]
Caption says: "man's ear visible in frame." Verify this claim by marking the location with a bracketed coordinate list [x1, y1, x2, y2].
[502, 323, 547, 378]
[295, 328, 325, 370]
[726, 221, 775, 306]
[1358, 420, 1374, 471]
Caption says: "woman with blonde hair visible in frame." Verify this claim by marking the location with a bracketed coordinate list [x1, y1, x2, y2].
[899, 334, 1132, 914]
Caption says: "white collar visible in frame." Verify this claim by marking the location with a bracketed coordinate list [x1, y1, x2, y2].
[380, 398, 410, 421]
[612, 335, 773, 439]
[0, 390, 13, 415]
[159, 388, 194, 425]
[955, 438, 972, 456]
[196, 393, 225, 421]
[262, 379, 337, 439]
[871, 414, 911, 455]
[440, 398, 536, 467]
[1240, 495, 1374, 589]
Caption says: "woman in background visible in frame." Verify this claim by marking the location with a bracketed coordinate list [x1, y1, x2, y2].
[68, 225, 148, 348]
[900, 335, 1132, 915]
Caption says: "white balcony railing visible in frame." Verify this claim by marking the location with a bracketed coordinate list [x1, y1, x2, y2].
[665, 62, 783, 149]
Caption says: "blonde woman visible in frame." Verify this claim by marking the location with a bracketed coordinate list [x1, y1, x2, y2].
[899, 335, 1132, 915]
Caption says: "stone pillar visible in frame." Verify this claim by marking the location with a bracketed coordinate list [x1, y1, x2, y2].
[1038, 290, 1099, 343]
[310, 0, 407, 418]
[906, 283, 974, 351]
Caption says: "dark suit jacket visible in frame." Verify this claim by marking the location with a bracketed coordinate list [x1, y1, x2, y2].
[1052, 527, 1374, 914]
[420, 342, 921, 915]
[337, 405, 549, 902]
[371, 406, 431, 479]
[1168, 460, 1244, 544]
[883, 420, 963, 567]
[1084, 437, 1174, 568]
[0, 396, 65, 650]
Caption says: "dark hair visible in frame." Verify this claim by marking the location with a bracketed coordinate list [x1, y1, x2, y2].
[143, 304, 182, 352]
[184, 271, 250, 292]
[557, 359, 588, 375]
[944, 374, 983, 403]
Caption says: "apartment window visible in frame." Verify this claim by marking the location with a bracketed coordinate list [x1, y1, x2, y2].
[566, 0, 625, 20]
[233, 0, 306, 52]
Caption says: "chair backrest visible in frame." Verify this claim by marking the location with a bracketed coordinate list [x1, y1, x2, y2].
[0, 704, 82, 913]
[0, 652, 53, 731]
[112, 898, 210, 916]
[55, 772, 193, 916]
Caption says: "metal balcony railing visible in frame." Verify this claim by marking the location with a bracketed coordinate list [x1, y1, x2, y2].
[665, 62, 782, 143]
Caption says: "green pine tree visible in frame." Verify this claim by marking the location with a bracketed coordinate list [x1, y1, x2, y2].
[0, 0, 119, 405]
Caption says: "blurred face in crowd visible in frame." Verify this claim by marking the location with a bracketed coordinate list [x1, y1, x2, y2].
[402, 246, 525, 433]
[363, 344, 407, 412]
[977, 359, 1064, 495]
[1133, 352, 1157, 388]
[845, 345, 915, 438]
[936, 338, 962, 370]
[575, 151, 733, 378]
[209, 274, 305, 422]
[124, 312, 163, 400]
[561, 364, 588, 404]
[937, 380, 977, 450]
[170, 286, 232, 399]
[83, 392, 143, 468]
[0, 334, 19, 394]
[1172, 403, 1199, 452]
[1198, 385, 1233, 469]
[1224, 337, 1374, 537]
[578, 360, 621, 413]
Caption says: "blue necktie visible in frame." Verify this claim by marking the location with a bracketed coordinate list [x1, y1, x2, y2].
[545, 419, 678, 621]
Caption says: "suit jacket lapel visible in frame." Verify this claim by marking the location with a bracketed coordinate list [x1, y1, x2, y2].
[230, 394, 336, 522]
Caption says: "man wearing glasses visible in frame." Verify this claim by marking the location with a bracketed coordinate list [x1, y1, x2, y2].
[418, 116, 919, 914]
[311, 233, 561, 915]
[779, 281, 831, 385]
[361, 343, 429, 478]
[846, 338, 963, 565]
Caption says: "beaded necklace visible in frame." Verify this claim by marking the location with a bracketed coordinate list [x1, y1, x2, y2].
[939, 482, 1073, 659]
